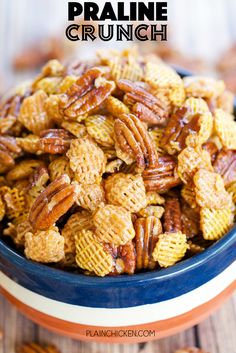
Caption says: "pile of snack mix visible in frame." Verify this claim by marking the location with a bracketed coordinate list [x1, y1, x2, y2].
[0, 48, 235, 276]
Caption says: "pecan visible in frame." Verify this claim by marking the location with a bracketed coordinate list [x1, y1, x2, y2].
[142, 155, 181, 192]
[0, 94, 27, 135]
[28, 166, 49, 188]
[134, 216, 162, 271]
[162, 107, 202, 154]
[65, 60, 94, 77]
[163, 196, 182, 233]
[0, 95, 22, 119]
[29, 174, 79, 230]
[117, 79, 168, 126]
[108, 242, 136, 275]
[59, 68, 115, 119]
[0, 136, 22, 171]
[16, 342, 61, 353]
[213, 149, 236, 187]
[6, 159, 45, 181]
[38, 129, 74, 154]
[114, 113, 158, 169]
[181, 201, 200, 239]
[202, 141, 218, 163]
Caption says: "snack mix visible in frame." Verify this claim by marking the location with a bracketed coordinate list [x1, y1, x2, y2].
[0, 48, 235, 277]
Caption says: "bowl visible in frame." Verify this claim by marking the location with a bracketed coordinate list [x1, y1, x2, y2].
[0, 68, 236, 343]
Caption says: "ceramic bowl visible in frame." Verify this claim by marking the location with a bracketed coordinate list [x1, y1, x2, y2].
[0, 68, 235, 343]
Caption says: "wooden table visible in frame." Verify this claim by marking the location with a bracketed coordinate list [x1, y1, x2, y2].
[0, 293, 235, 353]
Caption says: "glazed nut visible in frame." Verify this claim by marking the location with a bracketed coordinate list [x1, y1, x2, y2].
[114, 113, 158, 169]
[59, 67, 115, 119]
[202, 141, 218, 163]
[117, 79, 168, 126]
[134, 216, 162, 270]
[104, 173, 147, 213]
[163, 196, 182, 233]
[110, 241, 136, 275]
[162, 106, 212, 155]
[38, 129, 74, 154]
[181, 201, 200, 239]
[213, 149, 236, 187]
[29, 174, 79, 230]
[139, 205, 165, 219]
[0, 136, 22, 169]
[142, 155, 181, 193]
[0, 94, 23, 120]
[6, 159, 45, 181]
[0, 94, 25, 134]
[26, 166, 50, 206]
[93, 204, 135, 246]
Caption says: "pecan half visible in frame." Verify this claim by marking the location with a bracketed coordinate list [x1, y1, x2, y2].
[202, 141, 218, 163]
[117, 79, 168, 126]
[114, 113, 158, 169]
[0, 136, 22, 171]
[108, 242, 136, 275]
[0, 94, 26, 135]
[38, 129, 74, 154]
[213, 149, 236, 187]
[0, 95, 22, 119]
[59, 68, 115, 119]
[142, 155, 181, 192]
[134, 216, 162, 271]
[163, 196, 182, 233]
[181, 201, 200, 239]
[29, 174, 79, 230]
[162, 107, 202, 154]
[6, 159, 45, 181]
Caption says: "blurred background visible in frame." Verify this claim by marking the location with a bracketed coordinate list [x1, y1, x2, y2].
[1, 0, 236, 94]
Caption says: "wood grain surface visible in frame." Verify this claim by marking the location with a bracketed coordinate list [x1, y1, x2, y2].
[0, 294, 236, 353]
